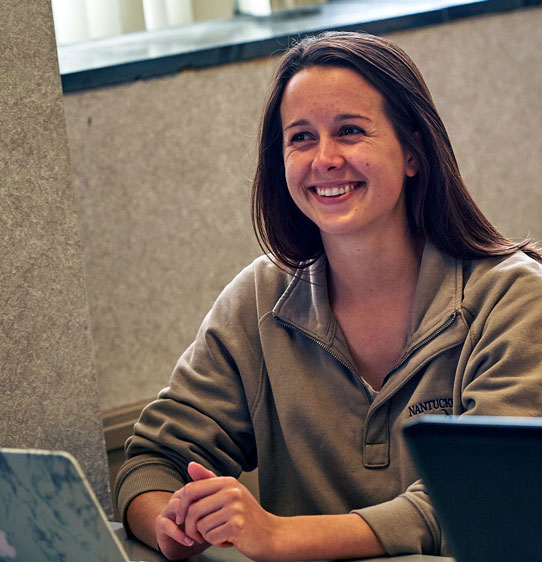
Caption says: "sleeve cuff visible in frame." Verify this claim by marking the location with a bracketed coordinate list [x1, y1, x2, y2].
[115, 459, 185, 535]
[351, 494, 441, 555]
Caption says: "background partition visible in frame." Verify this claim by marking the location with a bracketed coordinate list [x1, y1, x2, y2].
[0, 0, 112, 515]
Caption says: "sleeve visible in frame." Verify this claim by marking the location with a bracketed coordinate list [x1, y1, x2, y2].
[355, 255, 542, 556]
[456, 256, 542, 418]
[353, 480, 446, 555]
[114, 264, 263, 529]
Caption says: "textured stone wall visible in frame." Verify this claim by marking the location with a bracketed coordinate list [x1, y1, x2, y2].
[0, 0, 111, 514]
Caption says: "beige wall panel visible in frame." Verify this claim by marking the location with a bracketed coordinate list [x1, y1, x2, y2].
[63, 7, 542, 411]
[64, 59, 271, 409]
[389, 7, 542, 243]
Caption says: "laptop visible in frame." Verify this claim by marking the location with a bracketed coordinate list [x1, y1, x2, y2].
[0, 448, 142, 562]
[403, 415, 542, 562]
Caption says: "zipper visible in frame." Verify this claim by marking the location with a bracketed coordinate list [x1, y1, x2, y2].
[276, 317, 374, 403]
[276, 309, 459, 402]
[384, 310, 459, 384]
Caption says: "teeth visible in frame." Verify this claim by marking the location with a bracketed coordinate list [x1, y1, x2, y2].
[314, 183, 360, 197]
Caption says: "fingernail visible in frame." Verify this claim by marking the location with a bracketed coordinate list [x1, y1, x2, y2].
[183, 537, 194, 546]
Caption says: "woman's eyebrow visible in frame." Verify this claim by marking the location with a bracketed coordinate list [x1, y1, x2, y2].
[283, 119, 310, 132]
[283, 114, 373, 131]
[337, 113, 372, 122]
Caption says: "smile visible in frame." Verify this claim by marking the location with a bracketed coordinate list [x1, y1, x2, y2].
[312, 182, 365, 197]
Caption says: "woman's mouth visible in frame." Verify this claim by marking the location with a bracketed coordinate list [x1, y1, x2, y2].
[311, 182, 365, 197]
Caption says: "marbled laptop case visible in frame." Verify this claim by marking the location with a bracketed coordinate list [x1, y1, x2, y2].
[0, 448, 129, 562]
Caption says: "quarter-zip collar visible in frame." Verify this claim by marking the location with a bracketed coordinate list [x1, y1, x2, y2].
[272, 256, 335, 346]
[273, 243, 462, 356]
[375, 244, 465, 403]
[408, 242, 462, 346]
[272, 243, 467, 469]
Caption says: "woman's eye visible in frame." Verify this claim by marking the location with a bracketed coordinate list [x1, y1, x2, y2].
[340, 126, 364, 136]
[291, 132, 310, 143]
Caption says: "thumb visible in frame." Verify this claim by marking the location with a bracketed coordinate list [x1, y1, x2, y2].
[188, 461, 217, 482]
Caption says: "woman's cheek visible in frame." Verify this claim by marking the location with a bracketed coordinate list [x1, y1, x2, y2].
[284, 153, 307, 187]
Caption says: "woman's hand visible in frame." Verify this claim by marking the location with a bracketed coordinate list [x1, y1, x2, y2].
[154, 510, 205, 560]
[169, 462, 282, 561]
[153, 463, 217, 559]
[153, 462, 385, 561]
[126, 489, 208, 560]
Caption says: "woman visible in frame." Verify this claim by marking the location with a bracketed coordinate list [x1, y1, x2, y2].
[115, 32, 542, 560]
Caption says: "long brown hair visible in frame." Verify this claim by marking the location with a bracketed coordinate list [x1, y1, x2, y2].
[251, 32, 541, 268]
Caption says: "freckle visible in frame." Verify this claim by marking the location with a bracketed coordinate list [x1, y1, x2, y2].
[366, 163, 370, 167]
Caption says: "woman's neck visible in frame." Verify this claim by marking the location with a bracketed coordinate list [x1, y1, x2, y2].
[324, 230, 424, 307]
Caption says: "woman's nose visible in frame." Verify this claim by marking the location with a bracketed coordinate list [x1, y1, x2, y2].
[312, 138, 344, 172]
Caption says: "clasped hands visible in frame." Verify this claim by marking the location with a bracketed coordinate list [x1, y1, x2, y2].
[155, 462, 281, 561]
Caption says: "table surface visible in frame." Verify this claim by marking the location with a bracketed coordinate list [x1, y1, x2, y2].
[111, 523, 455, 562]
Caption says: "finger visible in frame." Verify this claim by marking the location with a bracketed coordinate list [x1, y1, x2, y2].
[171, 487, 185, 500]
[194, 507, 232, 546]
[204, 522, 235, 549]
[163, 496, 193, 527]
[156, 514, 194, 548]
[183, 498, 221, 543]
[174, 481, 217, 532]
[178, 477, 236, 511]
[183, 484, 242, 543]
[194, 507, 241, 550]
[200, 519, 235, 549]
[188, 461, 217, 481]
[166, 477, 215, 526]
[183, 490, 230, 543]
[176, 476, 241, 530]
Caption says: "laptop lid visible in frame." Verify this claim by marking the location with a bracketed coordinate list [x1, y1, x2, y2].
[403, 415, 542, 562]
[0, 448, 130, 562]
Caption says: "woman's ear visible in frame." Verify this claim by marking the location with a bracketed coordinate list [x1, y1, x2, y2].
[405, 132, 421, 177]
[405, 150, 419, 177]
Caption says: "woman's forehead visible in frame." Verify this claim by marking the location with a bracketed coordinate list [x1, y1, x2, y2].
[280, 66, 385, 122]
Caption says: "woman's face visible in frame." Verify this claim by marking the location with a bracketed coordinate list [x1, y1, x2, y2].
[280, 65, 417, 245]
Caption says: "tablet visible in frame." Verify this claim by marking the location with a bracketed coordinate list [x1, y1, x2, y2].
[403, 415, 542, 562]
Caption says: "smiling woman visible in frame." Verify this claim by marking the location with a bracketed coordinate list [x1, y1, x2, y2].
[280, 66, 417, 246]
[252, 32, 542, 270]
[115, 31, 542, 562]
